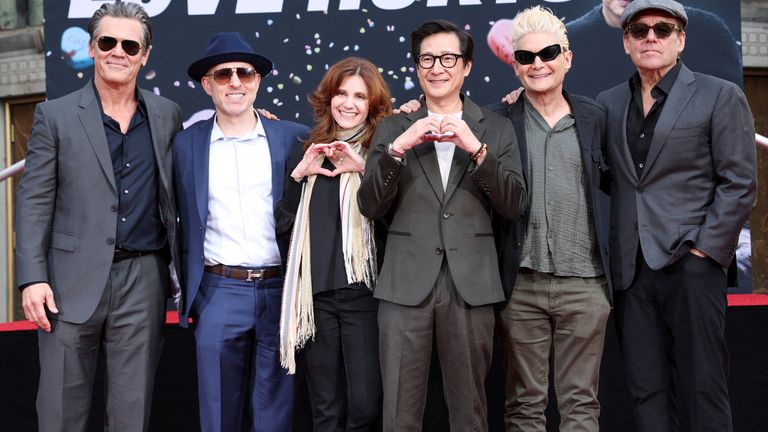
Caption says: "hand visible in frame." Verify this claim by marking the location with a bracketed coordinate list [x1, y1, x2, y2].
[327, 141, 366, 175]
[291, 143, 334, 180]
[434, 115, 482, 156]
[690, 247, 707, 258]
[257, 108, 280, 121]
[501, 87, 525, 105]
[395, 99, 422, 114]
[392, 115, 445, 153]
[22, 282, 58, 332]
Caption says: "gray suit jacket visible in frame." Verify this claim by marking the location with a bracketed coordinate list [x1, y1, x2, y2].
[597, 64, 756, 290]
[15, 81, 182, 323]
[357, 95, 527, 306]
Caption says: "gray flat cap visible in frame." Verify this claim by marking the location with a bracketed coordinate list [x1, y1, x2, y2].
[621, 0, 688, 28]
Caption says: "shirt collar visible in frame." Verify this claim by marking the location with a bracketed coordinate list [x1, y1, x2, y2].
[91, 81, 147, 122]
[628, 61, 683, 99]
[210, 109, 265, 142]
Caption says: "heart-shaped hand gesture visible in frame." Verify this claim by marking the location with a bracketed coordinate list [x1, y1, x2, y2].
[291, 143, 335, 181]
[328, 141, 366, 176]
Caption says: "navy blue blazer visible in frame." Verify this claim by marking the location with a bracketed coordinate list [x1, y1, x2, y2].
[172, 115, 309, 327]
[489, 91, 612, 305]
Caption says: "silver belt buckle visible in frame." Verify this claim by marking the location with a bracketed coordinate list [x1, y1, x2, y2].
[246, 268, 263, 281]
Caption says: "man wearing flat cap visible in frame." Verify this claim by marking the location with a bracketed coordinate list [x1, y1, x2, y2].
[596, 0, 756, 430]
[173, 31, 308, 431]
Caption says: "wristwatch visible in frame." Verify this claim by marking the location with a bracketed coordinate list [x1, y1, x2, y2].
[388, 143, 405, 159]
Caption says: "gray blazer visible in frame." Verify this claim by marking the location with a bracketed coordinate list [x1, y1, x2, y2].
[597, 64, 756, 290]
[357, 95, 527, 306]
[15, 81, 182, 323]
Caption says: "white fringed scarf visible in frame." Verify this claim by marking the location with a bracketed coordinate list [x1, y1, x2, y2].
[279, 126, 377, 374]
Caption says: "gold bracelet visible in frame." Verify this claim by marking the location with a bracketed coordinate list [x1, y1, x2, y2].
[471, 143, 487, 162]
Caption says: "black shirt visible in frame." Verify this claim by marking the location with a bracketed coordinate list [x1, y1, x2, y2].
[96, 85, 165, 253]
[309, 158, 350, 293]
[625, 62, 682, 177]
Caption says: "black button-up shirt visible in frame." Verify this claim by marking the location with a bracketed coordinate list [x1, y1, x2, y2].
[626, 62, 682, 177]
[96, 85, 165, 252]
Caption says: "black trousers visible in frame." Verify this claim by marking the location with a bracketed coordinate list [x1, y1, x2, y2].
[615, 251, 732, 432]
[301, 287, 381, 432]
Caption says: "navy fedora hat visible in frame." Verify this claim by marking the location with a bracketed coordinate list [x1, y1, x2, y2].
[187, 32, 273, 82]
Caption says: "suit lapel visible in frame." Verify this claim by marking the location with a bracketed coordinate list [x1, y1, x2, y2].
[444, 98, 485, 201]
[77, 83, 117, 192]
[407, 109, 445, 201]
[509, 97, 528, 185]
[262, 118, 287, 210]
[193, 117, 214, 226]
[640, 66, 695, 181]
[568, 94, 596, 179]
[142, 90, 171, 191]
[615, 89, 640, 184]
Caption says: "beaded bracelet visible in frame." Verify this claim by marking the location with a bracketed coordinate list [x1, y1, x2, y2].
[471, 143, 487, 162]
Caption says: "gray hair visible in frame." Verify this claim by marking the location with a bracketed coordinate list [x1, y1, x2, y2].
[87, 0, 152, 50]
[510, 6, 569, 51]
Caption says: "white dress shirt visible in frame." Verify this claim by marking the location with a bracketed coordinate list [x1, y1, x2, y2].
[203, 113, 281, 267]
[428, 111, 461, 191]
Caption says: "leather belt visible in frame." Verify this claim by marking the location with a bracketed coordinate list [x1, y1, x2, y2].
[113, 249, 153, 263]
[518, 267, 536, 275]
[204, 264, 282, 281]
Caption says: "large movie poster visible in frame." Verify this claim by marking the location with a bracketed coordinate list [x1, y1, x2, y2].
[45, 0, 741, 124]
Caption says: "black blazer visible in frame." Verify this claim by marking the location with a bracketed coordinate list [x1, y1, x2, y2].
[489, 91, 612, 305]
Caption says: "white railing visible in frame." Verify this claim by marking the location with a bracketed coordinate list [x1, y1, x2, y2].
[0, 160, 24, 183]
[757, 133, 768, 150]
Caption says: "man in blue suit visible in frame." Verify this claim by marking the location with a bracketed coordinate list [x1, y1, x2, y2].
[172, 32, 308, 432]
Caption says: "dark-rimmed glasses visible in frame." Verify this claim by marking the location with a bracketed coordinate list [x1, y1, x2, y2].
[416, 53, 462, 69]
[513, 44, 564, 65]
[625, 22, 682, 39]
[96, 36, 143, 56]
[205, 67, 258, 85]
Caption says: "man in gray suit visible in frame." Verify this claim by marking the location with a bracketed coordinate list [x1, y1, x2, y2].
[358, 20, 526, 431]
[15, 1, 181, 430]
[596, 1, 756, 430]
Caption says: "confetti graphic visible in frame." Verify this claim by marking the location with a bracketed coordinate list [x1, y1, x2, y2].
[44, 1, 741, 124]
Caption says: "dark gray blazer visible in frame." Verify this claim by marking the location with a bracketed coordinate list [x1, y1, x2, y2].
[357, 95, 527, 307]
[596, 64, 757, 290]
[489, 91, 612, 304]
[15, 81, 182, 323]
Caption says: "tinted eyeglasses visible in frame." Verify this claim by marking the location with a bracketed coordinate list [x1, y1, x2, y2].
[513, 44, 564, 65]
[416, 53, 462, 69]
[96, 36, 143, 56]
[625, 22, 682, 39]
[205, 67, 258, 85]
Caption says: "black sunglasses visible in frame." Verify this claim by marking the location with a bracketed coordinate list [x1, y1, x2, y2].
[205, 67, 258, 85]
[625, 22, 682, 39]
[96, 36, 143, 56]
[513, 44, 564, 65]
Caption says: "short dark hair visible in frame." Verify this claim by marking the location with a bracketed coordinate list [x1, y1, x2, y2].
[410, 19, 473, 65]
[87, 0, 152, 51]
